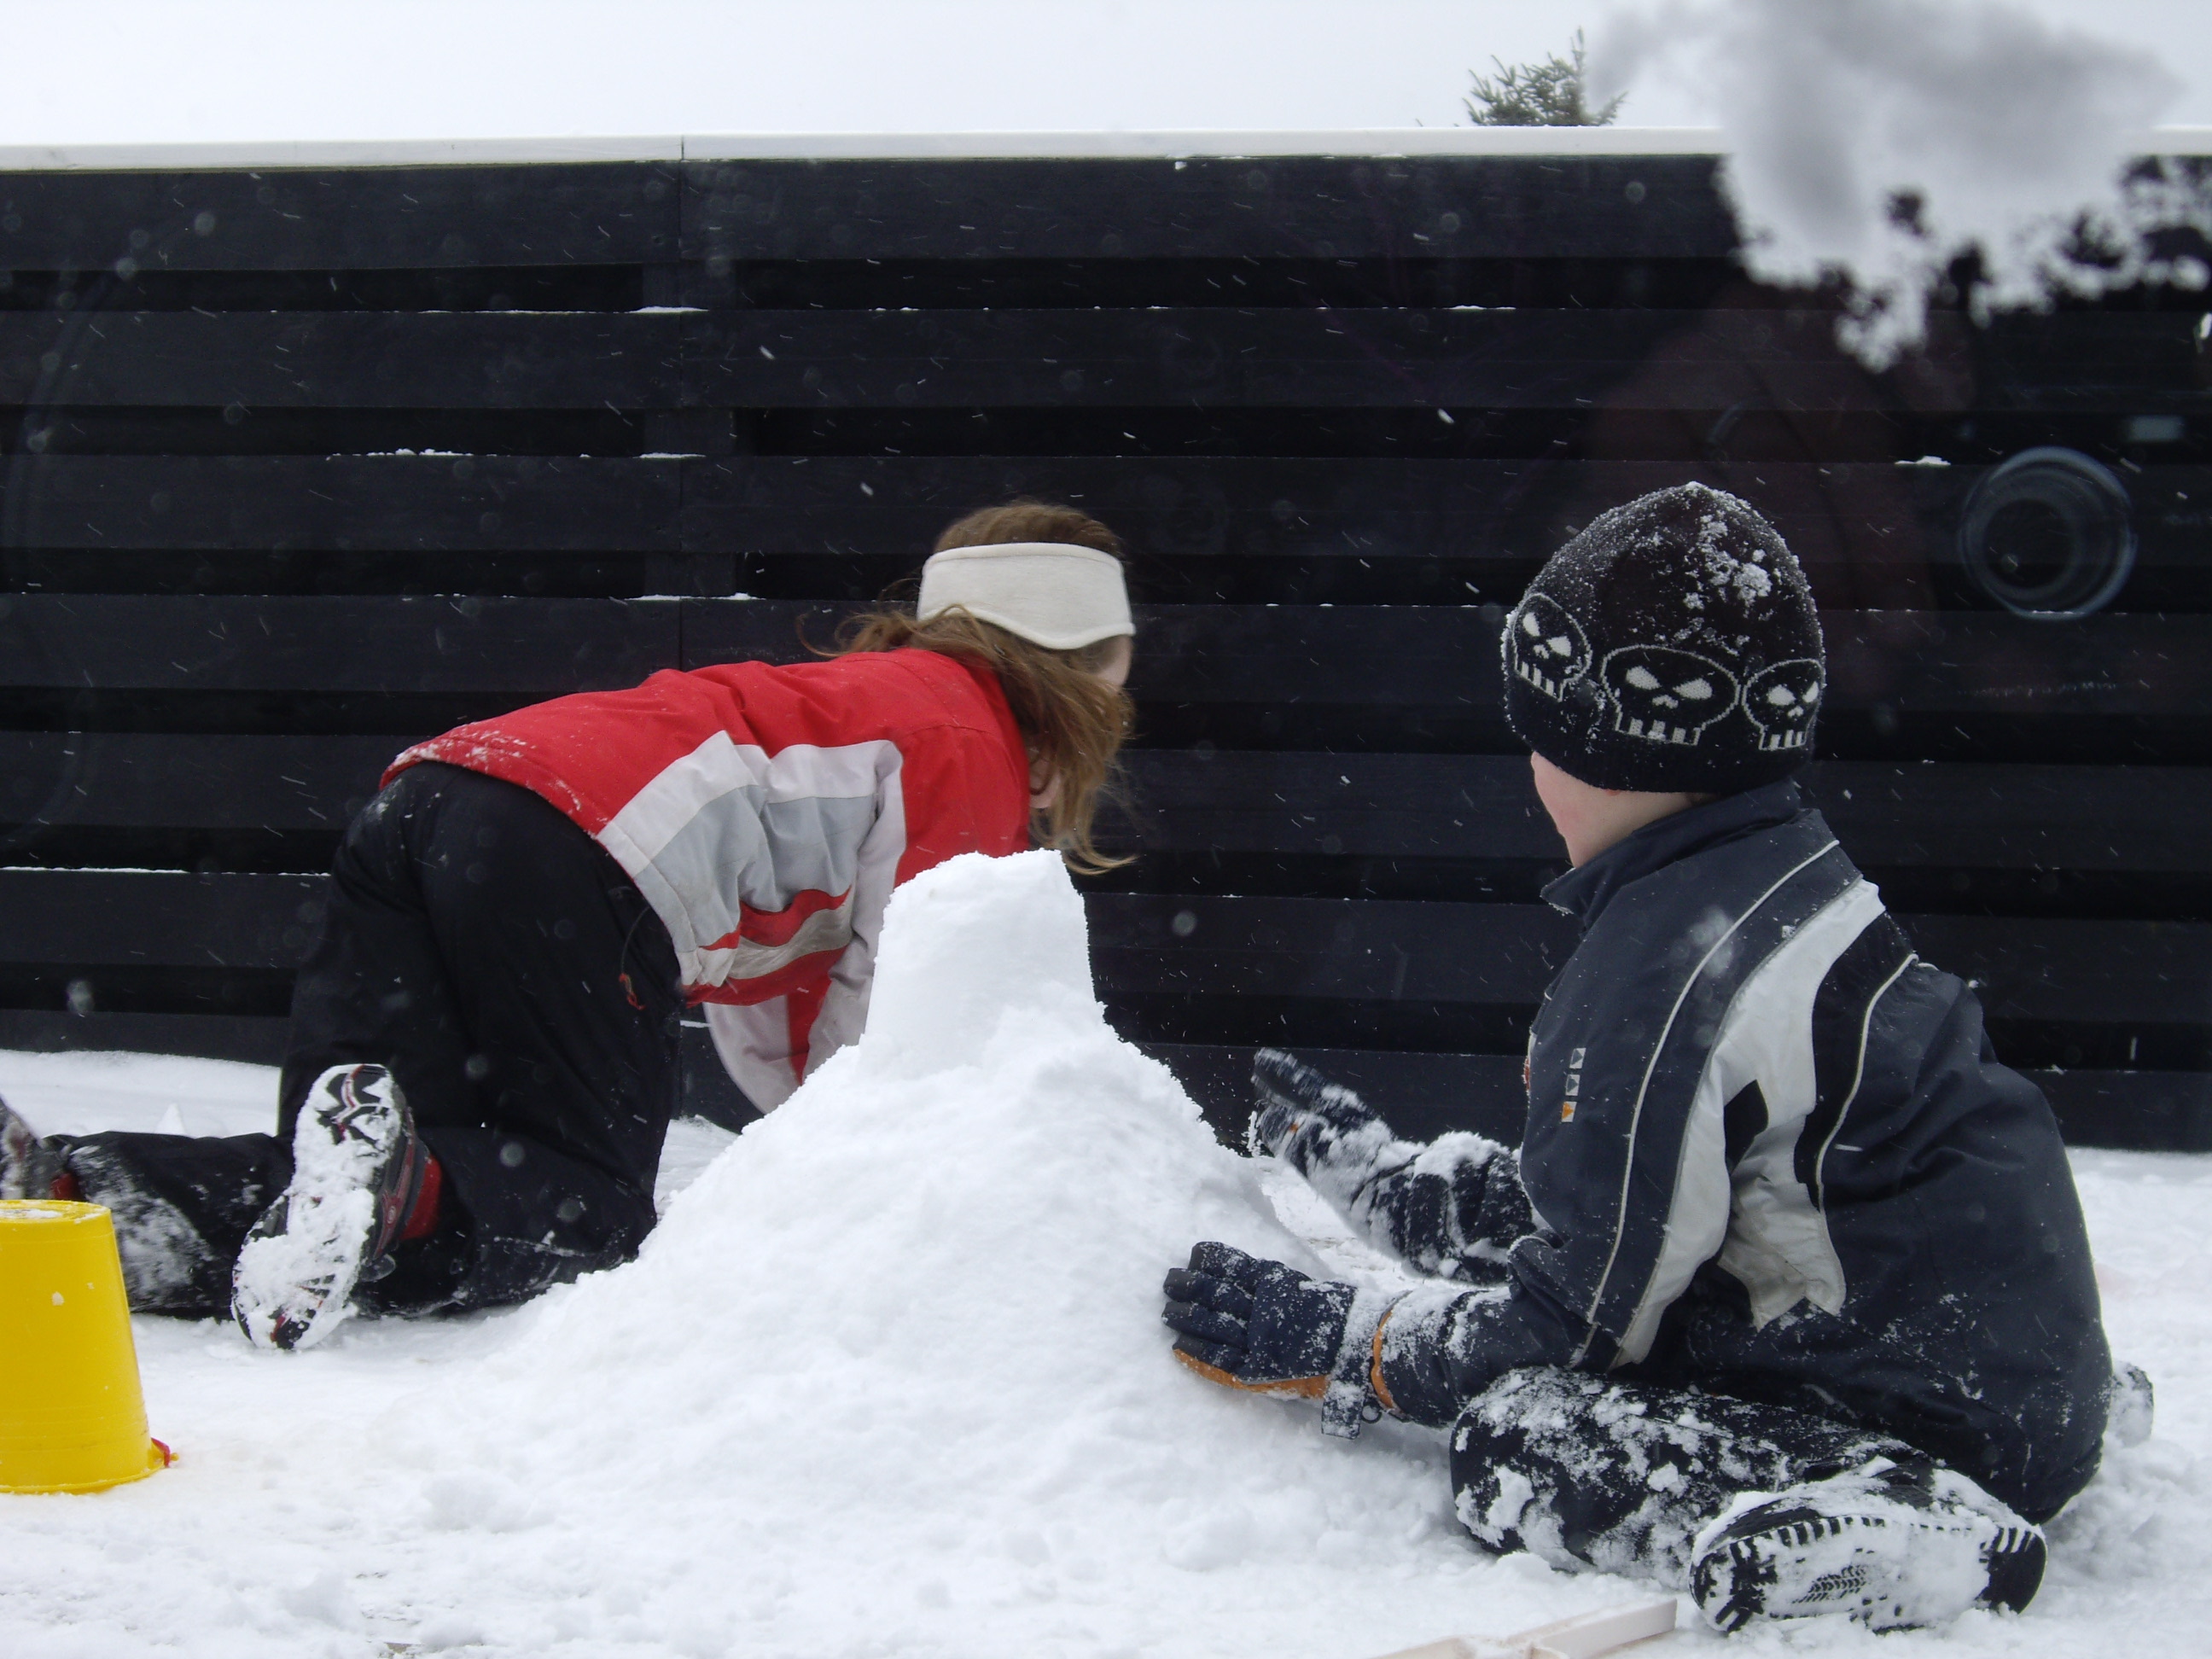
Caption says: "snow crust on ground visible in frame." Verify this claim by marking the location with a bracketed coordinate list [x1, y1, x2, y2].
[1592, 0, 2208, 366]
[0, 849, 2206, 1657]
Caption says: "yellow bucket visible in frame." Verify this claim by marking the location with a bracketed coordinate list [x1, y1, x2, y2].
[0, 1200, 172, 1493]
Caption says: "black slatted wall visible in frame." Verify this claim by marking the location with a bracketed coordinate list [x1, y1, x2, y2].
[0, 147, 2208, 1149]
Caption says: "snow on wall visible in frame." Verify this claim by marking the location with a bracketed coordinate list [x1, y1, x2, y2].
[1592, 0, 2210, 366]
[0, 128, 1743, 170]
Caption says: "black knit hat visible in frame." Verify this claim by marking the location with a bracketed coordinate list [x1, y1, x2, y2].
[1502, 484, 1825, 794]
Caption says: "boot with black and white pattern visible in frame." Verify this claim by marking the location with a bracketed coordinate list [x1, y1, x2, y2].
[230, 1063, 428, 1352]
[1690, 1457, 2046, 1633]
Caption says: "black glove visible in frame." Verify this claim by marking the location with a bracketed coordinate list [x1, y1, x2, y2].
[1161, 1240, 1398, 1437]
[1249, 1047, 1384, 1167]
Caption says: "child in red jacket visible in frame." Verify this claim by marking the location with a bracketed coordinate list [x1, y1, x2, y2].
[1, 501, 1136, 1350]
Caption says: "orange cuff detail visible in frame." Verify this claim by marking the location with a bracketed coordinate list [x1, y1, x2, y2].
[1368, 1307, 1400, 1416]
[1171, 1347, 1329, 1400]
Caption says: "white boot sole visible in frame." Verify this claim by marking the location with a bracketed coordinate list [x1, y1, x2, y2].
[231, 1067, 410, 1352]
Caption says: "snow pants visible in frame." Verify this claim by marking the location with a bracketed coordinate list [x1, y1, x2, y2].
[58, 761, 685, 1318]
[1451, 1367, 1946, 1586]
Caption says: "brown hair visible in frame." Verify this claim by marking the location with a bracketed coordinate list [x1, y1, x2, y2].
[835, 500, 1135, 874]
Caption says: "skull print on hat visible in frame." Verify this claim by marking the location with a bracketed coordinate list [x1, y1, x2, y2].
[1509, 594, 1592, 699]
[1745, 658, 1824, 752]
[1501, 484, 1825, 795]
[1602, 646, 1739, 745]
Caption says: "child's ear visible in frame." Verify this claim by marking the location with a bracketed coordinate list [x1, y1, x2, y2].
[1029, 755, 1061, 812]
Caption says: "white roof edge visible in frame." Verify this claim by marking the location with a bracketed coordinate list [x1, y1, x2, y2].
[0, 136, 690, 171]
[0, 125, 2203, 171]
[0, 129, 1714, 170]
[675, 127, 1734, 160]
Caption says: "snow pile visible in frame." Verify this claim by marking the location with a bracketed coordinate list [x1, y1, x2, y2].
[335, 849, 1561, 1656]
[1592, 0, 2207, 366]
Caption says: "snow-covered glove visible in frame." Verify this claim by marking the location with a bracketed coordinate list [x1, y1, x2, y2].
[1162, 1241, 1400, 1438]
[1251, 1049, 1531, 1288]
[1249, 1048, 1388, 1171]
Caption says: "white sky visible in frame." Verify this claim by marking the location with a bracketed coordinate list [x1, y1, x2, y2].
[0, 0, 2202, 143]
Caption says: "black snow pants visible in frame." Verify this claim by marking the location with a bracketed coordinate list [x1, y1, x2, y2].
[1451, 1367, 1953, 1587]
[59, 761, 686, 1318]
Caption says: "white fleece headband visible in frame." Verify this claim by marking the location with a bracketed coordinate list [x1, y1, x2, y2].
[916, 542, 1134, 651]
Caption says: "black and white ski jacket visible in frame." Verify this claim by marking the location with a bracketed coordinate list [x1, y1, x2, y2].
[1314, 781, 2111, 1523]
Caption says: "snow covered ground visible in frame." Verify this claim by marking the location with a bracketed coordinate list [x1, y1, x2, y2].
[1, 852, 2207, 1659]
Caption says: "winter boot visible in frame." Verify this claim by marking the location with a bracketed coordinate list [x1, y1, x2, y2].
[0, 1094, 66, 1199]
[1689, 1458, 2045, 1633]
[230, 1063, 430, 1351]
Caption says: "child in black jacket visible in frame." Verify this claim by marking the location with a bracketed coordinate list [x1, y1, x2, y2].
[1163, 484, 2122, 1633]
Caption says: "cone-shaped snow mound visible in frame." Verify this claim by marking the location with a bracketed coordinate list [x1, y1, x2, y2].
[373, 853, 1621, 1652]
[467, 850, 1321, 1495]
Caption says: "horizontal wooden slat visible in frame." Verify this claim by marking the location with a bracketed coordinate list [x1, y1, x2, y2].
[681, 155, 1737, 263]
[0, 870, 325, 968]
[1119, 892, 1458, 1003]
[6, 458, 2203, 629]
[1142, 1044, 2212, 1153]
[687, 308, 1877, 410]
[0, 307, 1846, 415]
[1122, 606, 2212, 721]
[685, 307, 2203, 410]
[683, 454, 1848, 563]
[1118, 750, 1557, 859]
[1802, 761, 2212, 871]
[1821, 611, 2212, 719]
[4, 738, 2203, 887]
[0, 164, 677, 270]
[0, 306, 2195, 416]
[1906, 915, 2212, 1026]
[0, 594, 682, 694]
[0, 455, 678, 552]
[0, 312, 678, 408]
[1090, 894, 2212, 1026]
[0, 736, 2176, 916]
[7, 456, 2209, 594]
[1115, 753, 2212, 875]
[0, 732, 399, 831]
[2034, 1070, 2212, 1153]
[677, 455, 2209, 576]
[0, 149, 2191, 276]
[0, 1010, 289, 1068]
[1148, 606, 2212, 719]
[5, 597, 2204, 726]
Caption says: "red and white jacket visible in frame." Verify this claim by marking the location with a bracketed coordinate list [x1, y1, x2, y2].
[387, 648, 1031, 1110]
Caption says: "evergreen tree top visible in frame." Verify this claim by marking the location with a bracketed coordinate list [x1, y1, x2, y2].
[1466, 30, 1622, 128]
